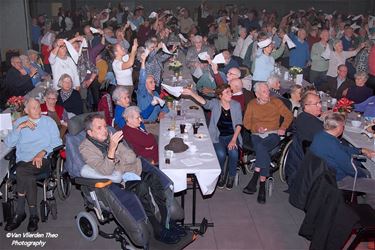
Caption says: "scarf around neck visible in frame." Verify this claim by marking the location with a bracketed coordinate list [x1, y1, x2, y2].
[60, 88, 73, 102]
[86, 134, 110, 157]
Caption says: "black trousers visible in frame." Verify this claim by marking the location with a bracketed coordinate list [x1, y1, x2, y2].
[16, 159, 49, 207]
[127, 171, 168, 226]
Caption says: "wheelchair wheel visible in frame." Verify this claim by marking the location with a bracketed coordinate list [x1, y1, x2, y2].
[278, 139, 293, 183]
[56, 156, 71, 201]
[266, 177, 274, 197]
[76, 212, 99, 241]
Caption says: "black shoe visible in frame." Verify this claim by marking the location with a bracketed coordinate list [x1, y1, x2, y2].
[226, 176, 235, 190]
[243, 172, 260, 194]
[5, 213, 26, 231]
[169, 222, 187, 237]
[257, 182, 266, 204]
[155, 228, 181, 244]
[27, 216, 39, 232]
[217, 174, 226, 189]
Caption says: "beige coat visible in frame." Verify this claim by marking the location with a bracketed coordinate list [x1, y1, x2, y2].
[79, 138, 142, 176]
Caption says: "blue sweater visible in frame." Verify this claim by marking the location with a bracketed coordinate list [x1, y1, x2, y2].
[5, 115, 62, 163]
[114, 104, 154, 129]
[310, 130, 366, 181]
[355, 96, 375, 118]
[289, 32, 310, 68]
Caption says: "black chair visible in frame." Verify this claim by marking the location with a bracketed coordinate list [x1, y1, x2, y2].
[347, 204, 375, 250]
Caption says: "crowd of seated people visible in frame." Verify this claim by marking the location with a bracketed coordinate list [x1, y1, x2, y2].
[2, 2, 375, 246]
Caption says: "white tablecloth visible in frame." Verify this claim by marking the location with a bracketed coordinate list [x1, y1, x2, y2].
[158, 99, 221, 195]
[343, 126, 375, 178]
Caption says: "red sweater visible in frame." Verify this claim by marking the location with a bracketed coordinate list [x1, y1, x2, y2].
[40, 103, 64, 120]
[369, 46, 375, 76]
[123, 125, 158, 164]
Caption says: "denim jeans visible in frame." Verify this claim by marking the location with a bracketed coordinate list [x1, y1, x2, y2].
[213, 135, 239, 177]
[251, 134, 280, 177]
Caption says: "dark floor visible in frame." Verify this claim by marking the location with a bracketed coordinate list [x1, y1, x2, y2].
[0, 171, 369, 250]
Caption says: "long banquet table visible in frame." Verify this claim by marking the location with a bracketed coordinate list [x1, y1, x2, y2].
[158, 98, 221, 195]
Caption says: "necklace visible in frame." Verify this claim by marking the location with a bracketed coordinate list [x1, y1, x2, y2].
[222, 107, 230, 117]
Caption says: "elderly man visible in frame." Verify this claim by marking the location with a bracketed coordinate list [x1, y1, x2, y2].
[243, 82, 293, 203]
[137, 53, 168, 135]
[285, 93, 324, 187]
[122, 106, 158, 164]
[4, 98, 62, 232]
[319, 64, 354, 99]
[310, 113, 375, 208]
[4, 56, 35, 98]
[186, 35, 214, 82]
[49, 39, 80, 89]
[112, 39, 138, 94]
[79, 113, 182, 244]
[310, 29, 330, 85]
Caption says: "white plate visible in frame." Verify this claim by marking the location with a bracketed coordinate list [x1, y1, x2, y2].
[199, 153, 215, 161]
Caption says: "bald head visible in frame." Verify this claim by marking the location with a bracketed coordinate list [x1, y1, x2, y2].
[25, 98, 42, 120]
[229, 78, 243, 93]
[226, 67, 241, 81]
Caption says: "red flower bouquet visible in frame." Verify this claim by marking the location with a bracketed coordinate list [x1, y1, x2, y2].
[332, 97, 354, 113]
[7, 96, 25, 112]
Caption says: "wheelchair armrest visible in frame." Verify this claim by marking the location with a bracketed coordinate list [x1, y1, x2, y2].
[74, 177, 112, 188]
[4, 148, 16, 161]
[47, 145, 65, 160]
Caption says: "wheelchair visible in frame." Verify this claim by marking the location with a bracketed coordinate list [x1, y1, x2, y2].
[2, 144, 71, 224]
[237, 128, 293, 197]
[63, 112, 196, 250]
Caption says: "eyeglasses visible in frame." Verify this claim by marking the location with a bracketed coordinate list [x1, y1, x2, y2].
[305, 101, 322, 107]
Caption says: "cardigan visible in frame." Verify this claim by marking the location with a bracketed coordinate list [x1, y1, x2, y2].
[57, 89, 83, 115]
[203, 99, 243, 145]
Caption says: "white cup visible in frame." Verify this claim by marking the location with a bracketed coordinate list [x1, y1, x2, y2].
[189, 145, 198, 153]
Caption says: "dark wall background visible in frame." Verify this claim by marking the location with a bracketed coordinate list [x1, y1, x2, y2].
[29, 0, 375, 18]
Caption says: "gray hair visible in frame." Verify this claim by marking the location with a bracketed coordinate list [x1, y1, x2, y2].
[193, 35, 203, 43]
[24, 97, 40, 112]
[323, 112, 345, 130]
[112, 86, 129, 104]
[57, 74, 73, 88]
[84, 113, 106, 131]
[44, 88, 58, 99]
[144, 39, 156, 49]
[19, 55, 29, 65]
[123, 106, 140, 121]
[354, 71, 369, 81]
[290, 84, 302, 95]
[266, 75, 280, 87]
[253, 82, 268, 93]
[333, 39, 342, 49]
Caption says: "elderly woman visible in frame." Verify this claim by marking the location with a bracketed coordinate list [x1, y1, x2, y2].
[27, 50, 50, 81]
[325, 39, 365, 78]
[182, 85, 243, 190]
[266, 75, 286, 97]
[41, 88, 68, 138]
[56, 74, 83, 116]
[345, 71, 373, 104]
[122, 106, 158, 165]
[289, 85, 302, 117]
[243, 82, 293, 203]
[112, 85, 155, 129]
[186, 35, 214, 82]
[19, 55, 40, 86]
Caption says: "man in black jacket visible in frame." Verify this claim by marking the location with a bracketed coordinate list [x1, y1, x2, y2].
[4, 56, 34, 99]
[319, 64, 354, 99]
[285, 93, 323, 187]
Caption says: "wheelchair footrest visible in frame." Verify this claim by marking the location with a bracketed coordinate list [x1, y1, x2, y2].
[74, 177, 112, 188]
